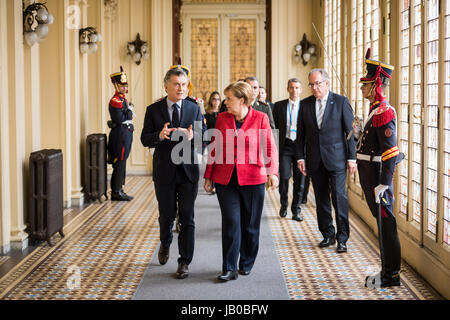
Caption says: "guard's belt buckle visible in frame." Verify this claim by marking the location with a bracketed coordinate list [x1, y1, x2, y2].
[357, 153, 382, 163]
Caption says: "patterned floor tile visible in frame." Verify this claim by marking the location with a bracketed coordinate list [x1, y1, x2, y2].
[0, 177, 443, 300]
[265, 188, 443, 300]
[0, 177, 160, 300]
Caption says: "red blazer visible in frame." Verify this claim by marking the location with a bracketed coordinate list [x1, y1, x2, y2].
[204, 107, 279, 186]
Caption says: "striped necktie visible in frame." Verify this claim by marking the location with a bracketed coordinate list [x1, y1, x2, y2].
[317, 99, 325, 128]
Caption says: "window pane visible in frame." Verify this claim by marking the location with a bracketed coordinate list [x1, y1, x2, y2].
[444, 1, 450, 245]
[425, 0, 439, 239]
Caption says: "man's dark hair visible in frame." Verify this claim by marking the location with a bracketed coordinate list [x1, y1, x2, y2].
[164, 68, 188, 84]
[287, 78, 301, 88]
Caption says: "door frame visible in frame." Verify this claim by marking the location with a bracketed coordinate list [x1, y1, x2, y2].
[174, 1, 268, 94]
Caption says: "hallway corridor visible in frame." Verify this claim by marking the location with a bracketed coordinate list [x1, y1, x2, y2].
[0, 176, 442, 300]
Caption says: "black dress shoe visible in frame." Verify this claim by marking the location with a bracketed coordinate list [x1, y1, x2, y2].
[319, 235, 336, 248]
[120, 190, 134, 200]
[279, 206, 287, 218]
[365, 272, 401, 288]
[176, 264, 189, 279]
[380, 272, 401, 287]
[336, 242, 347, 253]
[218, 271, 238, 281]
[158, 245, 170, 265]
[238, 269, 251, 276]
[111, 191, 132, 201]
[291, 207, 303, 221]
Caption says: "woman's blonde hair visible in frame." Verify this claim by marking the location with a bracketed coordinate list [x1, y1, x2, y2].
[224, 81, 253, 106]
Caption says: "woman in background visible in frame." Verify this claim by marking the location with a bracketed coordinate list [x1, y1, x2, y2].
[203, 91, 222, 194]
[204, 91, 221, 131]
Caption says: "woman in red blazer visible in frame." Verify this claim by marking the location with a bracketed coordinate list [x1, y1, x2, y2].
[204, 81, 279, 281]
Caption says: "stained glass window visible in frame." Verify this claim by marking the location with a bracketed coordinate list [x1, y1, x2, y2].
[230, 19, 257, 82]
[191, 19, 219, 101]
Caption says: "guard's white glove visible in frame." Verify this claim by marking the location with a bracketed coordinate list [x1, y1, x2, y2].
[374, 184, 389, 204]
[351, 116, 363, 140]
[128, 103, 136, 119]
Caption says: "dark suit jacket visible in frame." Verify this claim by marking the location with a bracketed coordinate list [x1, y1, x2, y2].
[141, 97, 205, 184]
[296, 92, 356, 173]
[273, 99, 301, 157]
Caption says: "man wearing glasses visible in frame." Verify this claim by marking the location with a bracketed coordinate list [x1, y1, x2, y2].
[296, 69, 356, 254]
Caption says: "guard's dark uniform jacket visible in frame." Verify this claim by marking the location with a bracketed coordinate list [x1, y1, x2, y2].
[356, 99, 401, 285]
[357, 101, 399, 217]
[252, 100, 275, 129]
[107, 92, 134, 164]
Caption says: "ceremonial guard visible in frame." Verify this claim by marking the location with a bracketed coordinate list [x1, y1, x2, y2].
[355, 49, 402, 288]
[107, 66, 135, 201]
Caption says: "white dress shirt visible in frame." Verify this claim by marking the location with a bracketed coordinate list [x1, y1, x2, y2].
[167, 98, 182, 122]
[315, 91, 329, 129]
[286, 99, 300, 140]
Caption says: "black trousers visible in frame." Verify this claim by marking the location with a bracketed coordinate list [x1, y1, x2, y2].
[310, 160, 350, 243]
[111, 159, 126, 193]
[279, 139, 309, 209]
[358, 161, 401, 275]
[215, 168, 266, 273]
[154, 165, 198, 265]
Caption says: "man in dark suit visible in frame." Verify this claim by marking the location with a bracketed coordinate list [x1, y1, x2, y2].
[141, 67, 205, 279]
[244, 77, 275, 129]
[296, 69, 356, 253]
[273, 78, 310, 221]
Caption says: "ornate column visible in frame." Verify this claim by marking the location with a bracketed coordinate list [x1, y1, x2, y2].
[6, 0, 28, 249]
[0, 0, 12, 254]
[67, 0, 83, 207]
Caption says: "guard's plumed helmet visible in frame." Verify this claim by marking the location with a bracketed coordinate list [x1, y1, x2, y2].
[360, 48, 394, 102]
[360, 48, 394, 84]
[110, 66, 128, 86]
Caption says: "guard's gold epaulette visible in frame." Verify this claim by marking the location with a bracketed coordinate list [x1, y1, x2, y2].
[372, 102, 395, 127]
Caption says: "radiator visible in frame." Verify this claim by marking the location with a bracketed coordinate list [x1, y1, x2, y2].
[84, 133, 108, 203]
[28, 149, 65, 246]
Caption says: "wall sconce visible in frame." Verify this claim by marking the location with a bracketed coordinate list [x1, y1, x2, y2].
[23, 2, 54, 47]
[127, 33, 150, 65]
[293, 33, 317, 66]
[79, 27, 102, 54]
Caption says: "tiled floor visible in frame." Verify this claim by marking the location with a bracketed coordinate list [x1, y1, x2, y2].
[0, 176, 443, 300]
[265, 190, 442, 300]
